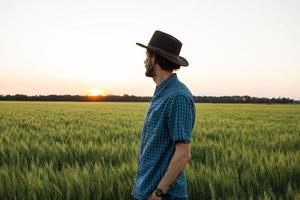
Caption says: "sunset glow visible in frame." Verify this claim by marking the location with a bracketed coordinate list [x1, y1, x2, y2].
[86, 88, 105, 96]
[0, 0, 299, 100]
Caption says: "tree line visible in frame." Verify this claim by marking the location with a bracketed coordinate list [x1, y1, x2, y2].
[0, 94, 297, 104]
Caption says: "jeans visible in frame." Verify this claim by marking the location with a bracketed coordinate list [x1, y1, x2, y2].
[162, 193, 187, 200]
[132, 193, 187, 200]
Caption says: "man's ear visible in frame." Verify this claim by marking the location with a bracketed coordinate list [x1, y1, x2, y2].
[150, 55, 155, 66]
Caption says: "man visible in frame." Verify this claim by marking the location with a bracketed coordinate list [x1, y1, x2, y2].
[132, 30, 196, 200]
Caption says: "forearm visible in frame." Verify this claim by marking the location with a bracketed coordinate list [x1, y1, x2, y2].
[157, 150, 190, 193]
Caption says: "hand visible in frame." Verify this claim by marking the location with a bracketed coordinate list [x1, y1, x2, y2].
[147, 191, 162, 200]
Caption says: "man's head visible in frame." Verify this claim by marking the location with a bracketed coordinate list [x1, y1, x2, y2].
[144, 50, 181, 78]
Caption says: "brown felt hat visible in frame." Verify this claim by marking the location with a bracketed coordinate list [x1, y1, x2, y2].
[136, 30, 189, 67]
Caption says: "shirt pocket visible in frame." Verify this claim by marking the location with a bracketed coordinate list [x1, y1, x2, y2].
[146, 107, 160, 131]
[146, 102, 169, 132]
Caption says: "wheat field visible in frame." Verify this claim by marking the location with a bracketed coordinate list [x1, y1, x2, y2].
[0, 102, 299, 200]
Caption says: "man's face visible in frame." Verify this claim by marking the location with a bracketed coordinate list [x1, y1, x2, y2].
[144, 51, 156, 78]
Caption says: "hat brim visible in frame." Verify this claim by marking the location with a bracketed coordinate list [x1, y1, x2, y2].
[136, 42, 189, 67]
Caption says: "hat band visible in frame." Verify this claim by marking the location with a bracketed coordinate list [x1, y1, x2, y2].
[148, 45, 179, 59]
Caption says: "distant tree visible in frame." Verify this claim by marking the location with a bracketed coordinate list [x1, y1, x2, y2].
[0, 94, 295, 104]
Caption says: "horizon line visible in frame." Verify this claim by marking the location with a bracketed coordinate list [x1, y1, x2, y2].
[0, 93, 298, 101]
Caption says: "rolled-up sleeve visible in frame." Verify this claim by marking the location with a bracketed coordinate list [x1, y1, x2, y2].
[167, 95, 195, 143]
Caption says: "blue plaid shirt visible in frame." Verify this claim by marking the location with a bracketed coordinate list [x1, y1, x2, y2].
[132, 73, 196, 200]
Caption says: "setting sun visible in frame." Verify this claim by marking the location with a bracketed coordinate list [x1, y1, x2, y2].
[86, 88, 105, 96]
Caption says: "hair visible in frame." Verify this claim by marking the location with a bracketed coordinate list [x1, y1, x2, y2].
[147, 50, 181, 72]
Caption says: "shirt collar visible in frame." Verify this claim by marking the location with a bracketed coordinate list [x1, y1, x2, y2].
[154, 73, 177, 97]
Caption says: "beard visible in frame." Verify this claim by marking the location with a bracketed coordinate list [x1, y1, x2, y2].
[145, 62, 156, 78]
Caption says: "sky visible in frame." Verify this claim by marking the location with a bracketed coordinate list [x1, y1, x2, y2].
[0, 0, 299, 99]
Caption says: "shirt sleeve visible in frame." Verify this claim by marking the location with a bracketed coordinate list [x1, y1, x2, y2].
[167, 95, 195, 143]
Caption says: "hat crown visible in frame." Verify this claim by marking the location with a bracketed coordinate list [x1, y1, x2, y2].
[148, 30, 182, 56]
[136, 30, 189, 66]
